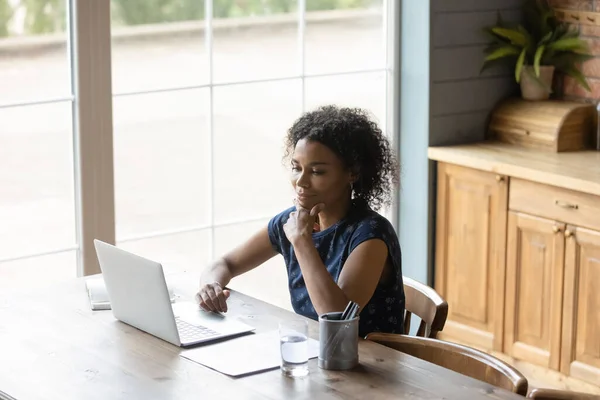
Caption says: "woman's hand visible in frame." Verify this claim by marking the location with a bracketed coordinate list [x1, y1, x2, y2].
[284, 202, 324, 246]
[196, 282, 231, 313]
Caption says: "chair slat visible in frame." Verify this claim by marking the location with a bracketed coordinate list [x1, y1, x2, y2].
[366, 333, 528, 396]
[527, 388, 600, 400]
[403, 310, 412, 335]
[403, 276, 448, 338]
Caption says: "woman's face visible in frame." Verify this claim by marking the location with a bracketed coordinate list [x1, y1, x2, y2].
[290, 138, 353, 210]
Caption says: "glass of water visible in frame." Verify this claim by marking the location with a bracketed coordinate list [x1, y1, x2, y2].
[279, 319, 309, 377]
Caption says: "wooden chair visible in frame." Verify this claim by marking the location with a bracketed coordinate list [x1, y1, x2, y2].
[527, 388, 600, 399]
[402, 276, 448, 338]
[365, 333, 529, 396]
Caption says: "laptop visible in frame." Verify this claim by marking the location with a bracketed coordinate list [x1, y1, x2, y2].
[93, 239, 255, 347]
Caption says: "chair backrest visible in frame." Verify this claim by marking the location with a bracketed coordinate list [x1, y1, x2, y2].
[403, 276, 448, 338]
[527, 388, 600, 400]
[365, 333, 528, 396]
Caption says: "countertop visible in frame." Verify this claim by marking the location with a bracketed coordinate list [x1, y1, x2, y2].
[428, 141, 600, 196]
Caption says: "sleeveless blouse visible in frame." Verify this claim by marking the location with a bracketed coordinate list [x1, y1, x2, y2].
[267, 203, 405, 337]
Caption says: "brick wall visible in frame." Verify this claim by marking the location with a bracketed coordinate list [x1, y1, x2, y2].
[549, 0, 600, 102]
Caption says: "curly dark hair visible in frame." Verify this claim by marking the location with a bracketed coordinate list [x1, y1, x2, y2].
[284, 105, 399, 211]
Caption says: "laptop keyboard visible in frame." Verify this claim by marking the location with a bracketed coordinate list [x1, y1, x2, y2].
[175, 317, 220, 342]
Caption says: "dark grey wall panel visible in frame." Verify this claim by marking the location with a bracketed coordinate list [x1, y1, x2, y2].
[432, 0, 523, 12]
[431, 78, 517, 116]
[432, 9, 522, 47]
[431, 46, 513, 82]
[430, 111, 491, 146]
[430, 0, 522, 146]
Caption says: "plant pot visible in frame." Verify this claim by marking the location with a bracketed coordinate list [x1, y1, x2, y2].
[520, 65, 555, 101]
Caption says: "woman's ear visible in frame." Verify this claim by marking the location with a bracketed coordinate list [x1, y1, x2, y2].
[349, 167, 360, 185]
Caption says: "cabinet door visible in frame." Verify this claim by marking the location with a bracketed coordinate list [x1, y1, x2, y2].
[434, 163, 507, 351]
[504, 212, 565, 370]
[561, 226, 600, 386]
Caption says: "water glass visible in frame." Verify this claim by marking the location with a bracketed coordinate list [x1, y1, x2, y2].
[279, 319, 309, 377]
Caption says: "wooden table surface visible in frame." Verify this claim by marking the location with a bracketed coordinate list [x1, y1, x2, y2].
[0, 273, 525, 400]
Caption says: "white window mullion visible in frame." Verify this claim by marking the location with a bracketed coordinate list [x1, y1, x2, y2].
[382, 0, 400, 231]
[72, 0, 116, 276]
[383, 0, 391, 150]
[298, 0, 306, 113]
[205, 0, 215, 261]
[0, 96, 74, 110]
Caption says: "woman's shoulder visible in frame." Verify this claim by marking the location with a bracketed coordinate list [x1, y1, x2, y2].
[351, 207, 396, 235]
[342, 206, 397, 247]
[269, 205, 296, 226]
[267, 206, 296, 253]
[267, 205, 296, 239]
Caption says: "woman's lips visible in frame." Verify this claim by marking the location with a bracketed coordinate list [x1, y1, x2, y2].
[296, 193, 314, 200]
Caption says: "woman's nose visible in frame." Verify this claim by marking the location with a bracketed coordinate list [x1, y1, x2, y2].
[296, 172, 310, 188]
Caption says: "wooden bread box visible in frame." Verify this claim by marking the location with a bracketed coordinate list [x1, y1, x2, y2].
[487, 98, 595, 152]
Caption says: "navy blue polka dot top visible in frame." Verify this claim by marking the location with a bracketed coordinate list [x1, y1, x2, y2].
[267, 203, 405, 338]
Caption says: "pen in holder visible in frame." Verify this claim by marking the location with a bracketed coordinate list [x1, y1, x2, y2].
[318, 310, 359, 370]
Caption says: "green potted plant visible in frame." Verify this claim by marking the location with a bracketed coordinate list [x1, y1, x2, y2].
[481, 0, 593, 101]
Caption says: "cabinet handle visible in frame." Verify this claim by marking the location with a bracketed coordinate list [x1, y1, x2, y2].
[496, 175, 505, 182]
[552, 226, 561, 234]
[555, 200, 578, 210]
[565, 229, 574, 238]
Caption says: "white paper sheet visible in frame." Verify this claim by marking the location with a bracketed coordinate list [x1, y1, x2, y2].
[85, 275, 176, 311]
[180, 330, 319, 377]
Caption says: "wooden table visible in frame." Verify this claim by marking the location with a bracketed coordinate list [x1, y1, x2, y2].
[0, 273, 525, 400]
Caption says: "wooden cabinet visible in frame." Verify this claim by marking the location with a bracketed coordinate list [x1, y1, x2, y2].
[561, 227, 600, 386]
[429, 143, 600, 386]
[434, 163, 507, 352]
[504, 212, 565, 371]
[506, 179, 600, 377]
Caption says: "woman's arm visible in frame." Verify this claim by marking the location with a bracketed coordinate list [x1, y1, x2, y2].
[284, 205, 388, 315]
[293, 237, 388, 315]
[198, 226, 278, 312]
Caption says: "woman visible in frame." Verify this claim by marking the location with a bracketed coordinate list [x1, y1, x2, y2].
[197, 105, 405, 337]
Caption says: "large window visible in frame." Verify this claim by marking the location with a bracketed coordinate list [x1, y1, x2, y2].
[0, 0, 76, 290]
[1, 0, 397, 308]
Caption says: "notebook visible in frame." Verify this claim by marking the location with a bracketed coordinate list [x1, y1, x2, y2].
[180, 329, 319, 377]
[85, 275, 176, 311]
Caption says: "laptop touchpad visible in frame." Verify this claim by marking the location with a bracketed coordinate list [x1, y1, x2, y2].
[173, 301, 253, 335]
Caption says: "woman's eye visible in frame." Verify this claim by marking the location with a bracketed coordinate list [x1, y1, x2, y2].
[291, 166, 323, 175]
